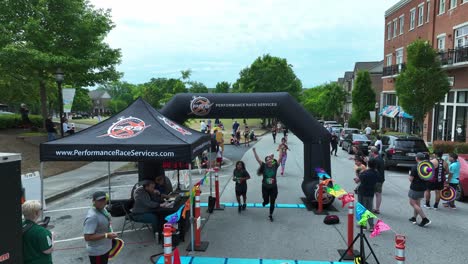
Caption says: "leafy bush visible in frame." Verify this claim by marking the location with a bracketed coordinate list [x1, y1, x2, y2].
[433, 140, 456, 154]
[0, 114, 43, 129]
[348, 114, 360, 129]
[455, 143, 468, 154]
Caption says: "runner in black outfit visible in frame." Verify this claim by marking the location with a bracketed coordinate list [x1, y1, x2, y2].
[253, 148, 279, 222]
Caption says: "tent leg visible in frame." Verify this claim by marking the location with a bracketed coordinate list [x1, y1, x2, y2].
[108, 162, 111, 203]
[189, 163, 194, 252]
[40, 162, 44, 218]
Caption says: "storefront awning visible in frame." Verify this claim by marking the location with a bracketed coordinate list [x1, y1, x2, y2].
[380, 105, 413, 119]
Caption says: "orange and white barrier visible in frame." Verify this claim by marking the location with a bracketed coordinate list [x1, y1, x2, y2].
[213, 167, 224, 210]
[163, 223, 176, 264]
[395, 234, 406, 264]
[347, 193, 355, 257]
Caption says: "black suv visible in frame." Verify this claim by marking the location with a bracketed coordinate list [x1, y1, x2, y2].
[381, 135, 429, 169]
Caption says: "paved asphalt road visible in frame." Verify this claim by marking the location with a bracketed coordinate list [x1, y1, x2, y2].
[47, 133, 467, 264]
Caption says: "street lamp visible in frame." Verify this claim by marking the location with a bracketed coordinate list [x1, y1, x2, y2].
[55, 68, 65, 137]
[375, 102, 380, 131]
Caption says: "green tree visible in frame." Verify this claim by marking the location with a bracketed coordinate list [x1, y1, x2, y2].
[395, 40, 450, 134]
[316, 82, 347, 120]
[71, 87, 92, 113]
[233, 54, 302, 99]
[132, 78, 188, 108]
[0, 0, 121, 127]
[189, 81, 209, 93]
[108, 99, 128, 114]
[352, 71, 376, 127]
[302, 86, 325, 118]
[214, 81, 230, 93]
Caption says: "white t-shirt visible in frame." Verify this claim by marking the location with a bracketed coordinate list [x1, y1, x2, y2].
[374, 140, 382, 152]
[200, 121, 207, 131]
[365, 127, 372, 135]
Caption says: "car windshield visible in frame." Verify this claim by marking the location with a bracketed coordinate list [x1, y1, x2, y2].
[346, 129, 359, 134]
[395, 139, 427, 150]
[353, 134, 368, 140]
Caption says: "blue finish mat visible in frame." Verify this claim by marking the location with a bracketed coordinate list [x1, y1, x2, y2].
[199, 202, 306, 209]
[156, 256, 352, 264]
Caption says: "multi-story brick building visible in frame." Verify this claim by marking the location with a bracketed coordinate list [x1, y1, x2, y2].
[382, 0, 468, 142]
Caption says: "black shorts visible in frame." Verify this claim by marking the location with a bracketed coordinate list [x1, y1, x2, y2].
[426, 182, 444, 191]
[235, 184, 247, 196]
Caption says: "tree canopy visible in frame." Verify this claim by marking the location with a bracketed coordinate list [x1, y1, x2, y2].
[352, 70, 376, 126]
[395, 40, 450, 133]
[214, 81, 230, 93]
[302, 82, 347, 120]
[0, 0, 121, 124]
[233, 54, 302, 99]
[71, 87, 92, 113]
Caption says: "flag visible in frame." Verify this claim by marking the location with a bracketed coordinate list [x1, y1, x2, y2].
[338, 193, 355, 208]
[370, 219, 392, 238]
[181, 199, 190, 219]
[165, 204, 185, 224]
[326, 187, 347, 197]
[355, 202, 367, 221]
[315, 168, 331, 179]
[358, 210, 377, 226]
[321, 179, 333, 186]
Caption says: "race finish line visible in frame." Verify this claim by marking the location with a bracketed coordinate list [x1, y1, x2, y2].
[155, 256, 352, 264]
[199, 202, 307, 209]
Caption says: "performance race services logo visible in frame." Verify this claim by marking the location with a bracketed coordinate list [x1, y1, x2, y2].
[98, 116, 151, 139]
[189, 96, 213, 116]
[158, 116, 192, 136]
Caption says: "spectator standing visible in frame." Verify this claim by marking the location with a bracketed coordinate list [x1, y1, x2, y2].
[369, 147, 385, 214]
[20, 103, 31, 128]
[408, 153, 431, 227]
[424, 151, 448, 210]
[232, 120, 240, 137]
[200, 120, 207, 133]
[330, 132, 338, 156]
[215, 128, 224, 151]
[374, 135, 383, 156]
[83, 191, 118, 264]
[45, 117, 57, 141]
[365, 125, 372, 136]
[244, 125, 251, 147]
[22, 200, 54, 264]
[356, 159, 378, 231]
[446, 153, 460, 209]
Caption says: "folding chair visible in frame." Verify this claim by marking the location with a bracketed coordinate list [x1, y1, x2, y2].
[118, 200, 153, 238]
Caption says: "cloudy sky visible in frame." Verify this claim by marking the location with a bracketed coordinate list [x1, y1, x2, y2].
[90, 0, 398, 88]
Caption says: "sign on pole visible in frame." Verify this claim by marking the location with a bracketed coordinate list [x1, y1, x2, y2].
[62, 88, 76, 113]
[369, 111, 376, 123]
[21, 171, 46, 209]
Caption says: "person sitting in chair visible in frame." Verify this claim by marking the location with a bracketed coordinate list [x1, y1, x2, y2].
[154, 173, 174, 199]
[131, 180, 161, 234]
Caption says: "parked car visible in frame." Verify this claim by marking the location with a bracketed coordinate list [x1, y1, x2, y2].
[381, 135, 429, 169]
[323, 121, 338, 127]
[341, 133, 371, 155]
[339, 128, 360, 146]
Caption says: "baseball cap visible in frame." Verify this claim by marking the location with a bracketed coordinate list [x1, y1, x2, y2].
[416, 152, 426, 160]
[92, 191, 108, 201]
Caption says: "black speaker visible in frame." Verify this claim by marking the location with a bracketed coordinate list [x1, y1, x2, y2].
[0, 153, 23, 263]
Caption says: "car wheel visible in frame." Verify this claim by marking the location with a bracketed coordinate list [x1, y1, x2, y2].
[456, 184, 465, 201]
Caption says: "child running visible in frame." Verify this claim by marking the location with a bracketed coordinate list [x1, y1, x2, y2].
[233, 161, 251, 213]
[253, 148, 280, 222]
[277, 137, 289, 176]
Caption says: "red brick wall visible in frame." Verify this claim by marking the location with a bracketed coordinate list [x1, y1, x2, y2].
[433, 2, 468, 49]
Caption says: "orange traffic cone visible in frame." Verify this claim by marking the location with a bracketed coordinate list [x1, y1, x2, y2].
[173, 247, 181, 264]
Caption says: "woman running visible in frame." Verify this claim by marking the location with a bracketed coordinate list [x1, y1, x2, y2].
[277, 137, 289, 176]
[253, 148, 279, 222]
[233, 161, 251, 213]
[271, 124, 277, 144]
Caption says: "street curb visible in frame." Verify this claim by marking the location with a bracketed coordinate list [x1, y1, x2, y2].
[45, 170, 138, 203]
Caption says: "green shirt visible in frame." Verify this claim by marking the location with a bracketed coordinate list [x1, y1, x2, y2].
[262, 162, 279, 186]
[22, 220, 53, 264]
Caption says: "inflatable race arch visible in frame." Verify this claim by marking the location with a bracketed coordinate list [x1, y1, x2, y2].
[160, 92, 331, 200]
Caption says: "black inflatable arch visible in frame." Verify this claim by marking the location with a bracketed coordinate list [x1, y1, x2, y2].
[160, 92, 331, 199]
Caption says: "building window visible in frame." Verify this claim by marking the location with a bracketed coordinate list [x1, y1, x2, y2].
[396, 48, 404, 65]
[399, 15, 405, 34]
[448, 91, 455, 103]
[410, 8, 416, 30]
[450, 0, 457, 9]
[454, 25, 468, 48]
[426, 1, 431, 22]
[386, 94, 397, 105]
[386, 54, 393, 66]
[387, 23, 392, 40]
[418, 4, 424, 26]
[393, 19, 398, 38]
[458, 91, 468, 103]
[437, 35, 446, 50]
[439, 0, 446, 14]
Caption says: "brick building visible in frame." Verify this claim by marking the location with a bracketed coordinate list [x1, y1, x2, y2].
[382, 0, 468, 142]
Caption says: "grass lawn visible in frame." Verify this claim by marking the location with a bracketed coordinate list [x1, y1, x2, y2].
[71, 117, 107, 125]
[19, 132, 47, 137]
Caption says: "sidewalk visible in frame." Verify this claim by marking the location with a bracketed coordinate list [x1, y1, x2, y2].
[44, 161, 129, 203]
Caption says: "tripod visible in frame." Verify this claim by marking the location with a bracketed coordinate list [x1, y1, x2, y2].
[339, 226, 380, 264]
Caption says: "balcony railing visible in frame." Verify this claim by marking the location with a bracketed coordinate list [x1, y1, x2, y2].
[439, 46, 468, 66]
[382, 63, 406, 77]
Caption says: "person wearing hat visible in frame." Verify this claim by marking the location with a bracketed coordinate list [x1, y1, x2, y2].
[408, 153, 431, 227]
[132, 180, 162, 234]
[83, 191, 117, 264]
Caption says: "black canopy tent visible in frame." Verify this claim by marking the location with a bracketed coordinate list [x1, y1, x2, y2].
[39, 98, 210, 251]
